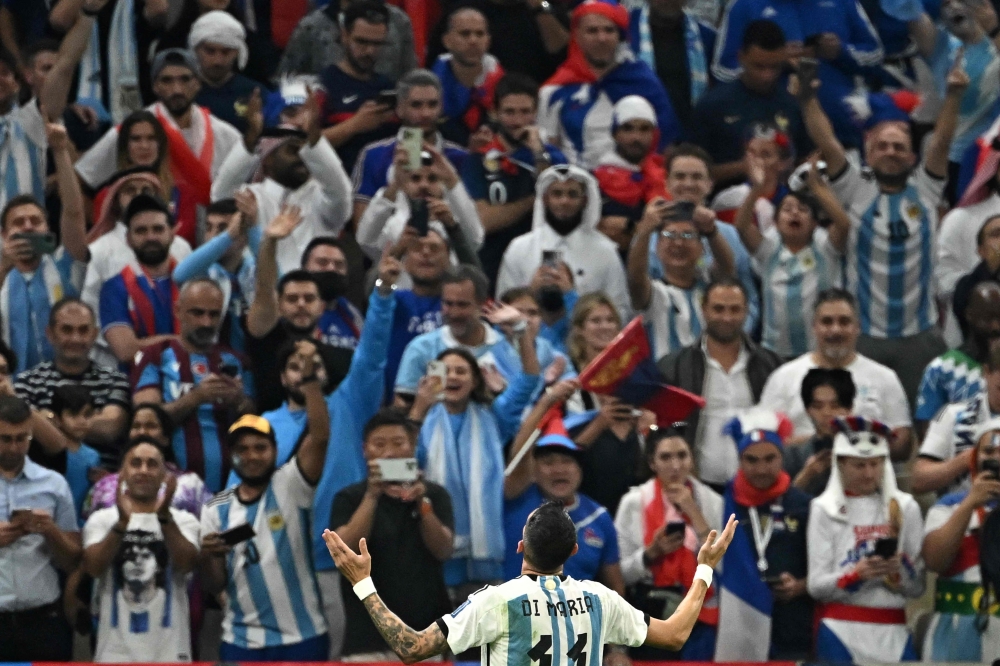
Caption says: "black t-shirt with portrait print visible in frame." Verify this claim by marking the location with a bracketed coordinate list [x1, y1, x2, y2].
[331, 480, 454, 656]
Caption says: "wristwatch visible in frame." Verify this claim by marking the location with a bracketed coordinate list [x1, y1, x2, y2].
[535, 0, 553, 15]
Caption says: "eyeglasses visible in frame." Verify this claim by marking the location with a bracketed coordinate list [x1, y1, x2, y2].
[660, 230, 698, 241]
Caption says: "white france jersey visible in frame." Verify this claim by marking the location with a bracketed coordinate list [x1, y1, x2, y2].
[200, 460, 326, 649]
[439, 574, 648, 666]
[830, 164, 945, 339]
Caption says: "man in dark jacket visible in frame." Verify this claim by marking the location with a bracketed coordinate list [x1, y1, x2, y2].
[657, 277, 782, 490]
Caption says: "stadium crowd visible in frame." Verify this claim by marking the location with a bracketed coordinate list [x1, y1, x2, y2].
[1, 0, 1000, 662]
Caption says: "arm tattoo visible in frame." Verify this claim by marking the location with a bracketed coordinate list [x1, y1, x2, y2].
[363, 594, 448, 662]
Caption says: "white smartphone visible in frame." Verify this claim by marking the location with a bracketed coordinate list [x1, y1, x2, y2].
[427, 360, 447, 400]
[377, 458, 419, 483]
[401, 127, 423, 171]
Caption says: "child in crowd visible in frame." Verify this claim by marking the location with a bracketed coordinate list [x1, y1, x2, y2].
[47, 384, 103, 524]
[734, 155, 850, 358]
[711, 123, 795, 232]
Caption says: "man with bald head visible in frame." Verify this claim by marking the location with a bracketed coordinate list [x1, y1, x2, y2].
[133, 278, 254, 492]
[917, 280, 1000, 435]
[433, 7, 504, 147]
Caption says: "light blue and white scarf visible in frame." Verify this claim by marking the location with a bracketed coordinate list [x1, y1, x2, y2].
[636, 7, 708, 103]
[78, 0, 140, 123]
[0, 252, 75, 373]
[420, 402, 505, 581]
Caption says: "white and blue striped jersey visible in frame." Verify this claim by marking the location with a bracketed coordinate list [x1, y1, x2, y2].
[438, 575, 649, 666]
[830, 164, 945, 339]
[753, 227, 841, 358]
[644, 279, 706, 362]
[201, 460, 326, 649]
[0, 100, 46, 209]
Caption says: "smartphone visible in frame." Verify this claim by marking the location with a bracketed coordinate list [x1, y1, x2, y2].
[401, 127, 423, 171]
[375, 89, 397, 108]
[762, 575, 784, 587]
[813, 436, 834, 453]
[873, 537, 898, 559]
[219, 522, 256, 546]
[542, 250, 561, 268]
[12, 232, 57, 255]
[427, 359, 447, 400]
[981, 458, 1000, 478]
[408, 197, 429, 236]
[665, 521, 686, 536]
[377, 457, 419, 483]
[665, 201, 696, 222]
[8, 509, 32, 523]
[798, 57, 819, 88]
[219, 363, 240, 378]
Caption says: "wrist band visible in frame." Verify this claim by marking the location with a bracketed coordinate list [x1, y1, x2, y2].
[694, 564, 713, 587]
[353, 577, 377, 600]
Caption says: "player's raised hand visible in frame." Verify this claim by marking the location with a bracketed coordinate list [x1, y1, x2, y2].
[696, 513, 738, 568]
[323, 529, 372, 585]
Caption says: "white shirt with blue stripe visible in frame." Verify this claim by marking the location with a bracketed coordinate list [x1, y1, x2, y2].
[752, 226, 841, 357]
[644, 278, 706, 362]
[438, 574, 649, 666]
[201, 459, 326, 649]
[0, 100, 46, 209]
[830, 164, 945, 339]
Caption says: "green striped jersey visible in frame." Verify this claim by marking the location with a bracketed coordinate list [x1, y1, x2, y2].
[437, 575, 648, 666]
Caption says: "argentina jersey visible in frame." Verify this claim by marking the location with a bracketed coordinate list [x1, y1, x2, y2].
[438, 575, 648, 666]
[831, 164, 945, 338]
[645, 280, 705, 362]
[201, 461, 326, 649]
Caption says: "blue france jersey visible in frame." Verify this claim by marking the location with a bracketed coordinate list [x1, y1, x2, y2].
[503, 486, 620, 582]
[439, 574, 648, 666]
[830, 164, 944, 339]
[201, 461, 326, 649]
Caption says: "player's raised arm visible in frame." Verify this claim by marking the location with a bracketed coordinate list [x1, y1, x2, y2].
[643, 514, 738, 650]
[323, 529, 449, 663]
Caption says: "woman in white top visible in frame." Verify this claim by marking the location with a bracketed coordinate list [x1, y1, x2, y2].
[615, 427, 723, 660]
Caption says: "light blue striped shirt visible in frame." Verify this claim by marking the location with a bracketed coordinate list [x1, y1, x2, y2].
[0, 100, 47, 210]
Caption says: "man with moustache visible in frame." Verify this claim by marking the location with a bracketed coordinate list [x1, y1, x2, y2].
[132, 279, 254, 493]
[758, 289, 912, 456]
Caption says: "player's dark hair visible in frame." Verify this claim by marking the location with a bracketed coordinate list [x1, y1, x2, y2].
[51, 384, 95, 416]
[494, 73, 539, 109]
[363, 407, 416, 441]
[813, 287, 857, 315]
[523, 500, 577, 572]
[301, 236, 344, 267]
[800, 368, 856, 410]
[278, 269, 322, 297]
[343, 0, 390, 31]
[741, 19, 786, 52]
[702, 276, 748, 306]
[48, 297, 96, 329]
[666, 142, 714, 172]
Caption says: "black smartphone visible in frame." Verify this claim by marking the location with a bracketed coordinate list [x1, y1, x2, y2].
[665, 201, 696, 221]
[12, 232, 57, 255]
[408, 198, 429, 236]
[981, 458, 1000, 478]
[219, 363, 240, 378]
[813, 436, 834, 452]
[873, 537, 898, 559]
[798, 57, 819, 88]
[219, 523, 256, 546]
[666, 521, 686, 536]
[762, 575, 784, 587]
[375, 90, 397, 108]
[542, 250, 561, 268]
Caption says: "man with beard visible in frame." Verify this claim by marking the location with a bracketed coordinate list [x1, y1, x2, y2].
[200, 341, 331, 660]
[0, 123, 88, 374]
[594, 96, 668, 254]
[432, 8, 505, 148]
[173, 199, 255, 353]
[75, 49, 242, 244]
[132, 278, 253, 493]
[188, 11, 261, 132]
[212, 90, 353, 276]
[627, 195, 735, 363]
[538, 0, 679, 169]
[758, 289, 912, 456]
[460, 73, 566, 286]
[0, 396, 81, 661]
[81, 439, 200, 662]
[657, 279, 781, 488]
[917, 282, 1000, 434]
[798, 51, 966, 410]
[302, 237, 365, 351]
[318, 1, 397, 174]
[99, 195, 185, 365]
[496, 165, 631, 317]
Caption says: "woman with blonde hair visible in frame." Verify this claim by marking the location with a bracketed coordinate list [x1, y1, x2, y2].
[567, 291, 622, 410]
